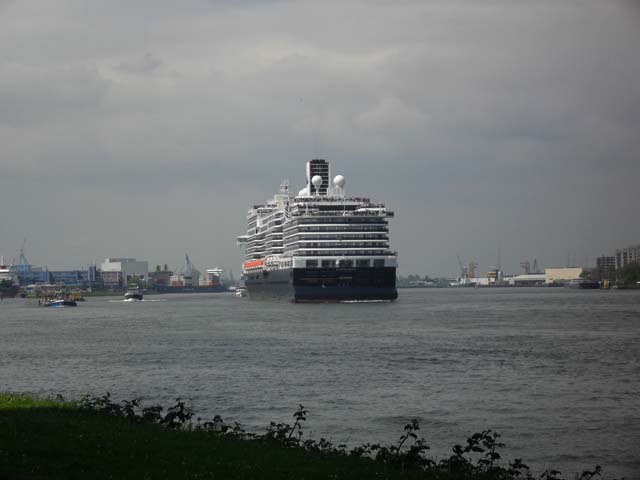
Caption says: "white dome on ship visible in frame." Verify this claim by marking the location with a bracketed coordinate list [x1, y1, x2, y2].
[311, 175, 323, 187]
[333, 175, 345, 188]
[298, 187, 309, 196]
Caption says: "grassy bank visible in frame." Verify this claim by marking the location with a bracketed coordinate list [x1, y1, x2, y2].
[0, 394, 606, 480]
[1, 394, 411, 480]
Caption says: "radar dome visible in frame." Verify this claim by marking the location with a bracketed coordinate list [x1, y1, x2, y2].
[298, 187, 309, 196]
[333, 175, 345, 188]
[311, 175, 323, 187]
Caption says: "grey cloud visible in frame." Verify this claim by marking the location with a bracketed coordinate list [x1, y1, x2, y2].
[0, 0, 639, 275]
[115, 53, 163, 75]
[0, 66, 110, 126]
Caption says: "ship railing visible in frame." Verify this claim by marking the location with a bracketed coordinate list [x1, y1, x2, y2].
[293, 196, 372, 203]
[290, 210, 393, 217]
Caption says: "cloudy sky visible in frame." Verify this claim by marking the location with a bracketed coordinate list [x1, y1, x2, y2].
[1, 0, 639, 276]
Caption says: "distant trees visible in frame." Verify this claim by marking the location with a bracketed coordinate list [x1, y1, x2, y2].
[579, 270, 592, 280]
[618, 261, 640, 286]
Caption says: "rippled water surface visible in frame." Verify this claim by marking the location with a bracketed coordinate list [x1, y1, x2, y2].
[2, 288, 639, 478]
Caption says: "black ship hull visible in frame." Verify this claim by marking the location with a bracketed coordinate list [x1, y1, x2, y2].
[245, 267, 397, 302]
[0, 283, 19, 299]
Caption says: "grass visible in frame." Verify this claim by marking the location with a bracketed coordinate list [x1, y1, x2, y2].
[0, 393, 610, 480]
[0, 393, 425, 480]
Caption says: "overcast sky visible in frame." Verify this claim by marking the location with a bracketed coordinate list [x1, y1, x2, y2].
[1, 0, 639, 277]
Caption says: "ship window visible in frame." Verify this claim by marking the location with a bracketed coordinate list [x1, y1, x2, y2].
[356, 259, 370, 267]
[321, 260, 335, 268]
[339, 259, 353, 267]
[373, 259, 385, 267]
[306, 260, 318, 268]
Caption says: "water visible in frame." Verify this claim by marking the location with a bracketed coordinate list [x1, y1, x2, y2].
[1, 288, 639, 478]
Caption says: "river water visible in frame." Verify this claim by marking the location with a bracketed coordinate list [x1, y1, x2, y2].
[1, 288, 639, 478]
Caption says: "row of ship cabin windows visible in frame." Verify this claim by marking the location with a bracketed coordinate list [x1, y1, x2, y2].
[284, 234, 388, 241]
[285, 242, 389, 248]
[286, 226, 388, 233]
[292, 218, 386, 224]
[305, 259, 386, 268]
[295, 250, 390, 256]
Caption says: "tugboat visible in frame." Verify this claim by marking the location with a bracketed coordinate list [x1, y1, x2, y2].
[124, 286, 143, 301]
[41, 292, 78, 307]
[44, 298, 78, 307]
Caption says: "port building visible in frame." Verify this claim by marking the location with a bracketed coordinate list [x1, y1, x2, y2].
[100, 258, 148, 288]
[509, 273, 546, 286]
[615, 244, 640, 270]
[544, 267, 584, 285]
[12, 248, 102, 288]
[596, 256, 616, 280]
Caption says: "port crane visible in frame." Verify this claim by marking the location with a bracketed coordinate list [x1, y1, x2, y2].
[457, 254, 465, 278]
[456, 255, 478, 279]
[520, 259, 542, 275]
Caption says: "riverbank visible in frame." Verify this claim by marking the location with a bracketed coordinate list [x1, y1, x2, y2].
[0, 394, 416, 480]
[1, 393, 609, 480]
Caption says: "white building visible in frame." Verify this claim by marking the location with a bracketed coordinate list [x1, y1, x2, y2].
[508, 273, 546, 286]
[100, 258, 149, 286]
[544, 267, 583, 285]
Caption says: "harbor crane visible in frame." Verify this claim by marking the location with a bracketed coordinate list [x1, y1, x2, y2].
[532, 259, 540, 274]
[457, 254, 465, 278]
[457, 255, 478, 279]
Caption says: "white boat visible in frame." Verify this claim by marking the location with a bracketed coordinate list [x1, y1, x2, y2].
[124, 286, 143, 301]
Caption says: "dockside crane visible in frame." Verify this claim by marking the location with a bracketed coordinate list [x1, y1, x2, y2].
[532, 258, 540, 274]
[457, 254, 466, 279]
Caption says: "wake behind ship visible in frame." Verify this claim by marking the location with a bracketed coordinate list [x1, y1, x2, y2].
[237, 159, 398, 302]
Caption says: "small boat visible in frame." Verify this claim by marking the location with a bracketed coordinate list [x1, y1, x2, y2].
[44, 299, 77, 307]
[124, 286, 143, 301]
[235, 287, 248, 298]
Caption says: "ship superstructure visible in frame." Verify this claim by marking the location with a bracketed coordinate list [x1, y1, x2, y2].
[237, 159, 397, 302]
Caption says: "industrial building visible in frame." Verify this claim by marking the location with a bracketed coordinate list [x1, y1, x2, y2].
[508, 274, 546, 286]
[100, 258, 149, 288]
[149, 265, 173, 288]
[615, 244, 640, 270]
[544, 267, 584, 285]
[12, 247, 102, 288]
[596, 256, 616, 280]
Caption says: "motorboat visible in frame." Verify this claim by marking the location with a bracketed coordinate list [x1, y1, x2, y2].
[124, 286, 143, 301]
[44, 298, 77, 307]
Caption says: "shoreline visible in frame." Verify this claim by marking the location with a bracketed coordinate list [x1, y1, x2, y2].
[0, 393, 612, 480]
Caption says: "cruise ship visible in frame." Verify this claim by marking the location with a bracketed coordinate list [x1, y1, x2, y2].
[237, 159, 397, 302]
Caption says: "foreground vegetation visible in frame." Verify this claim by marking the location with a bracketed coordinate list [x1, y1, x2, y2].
[0, 393, 613, 480]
